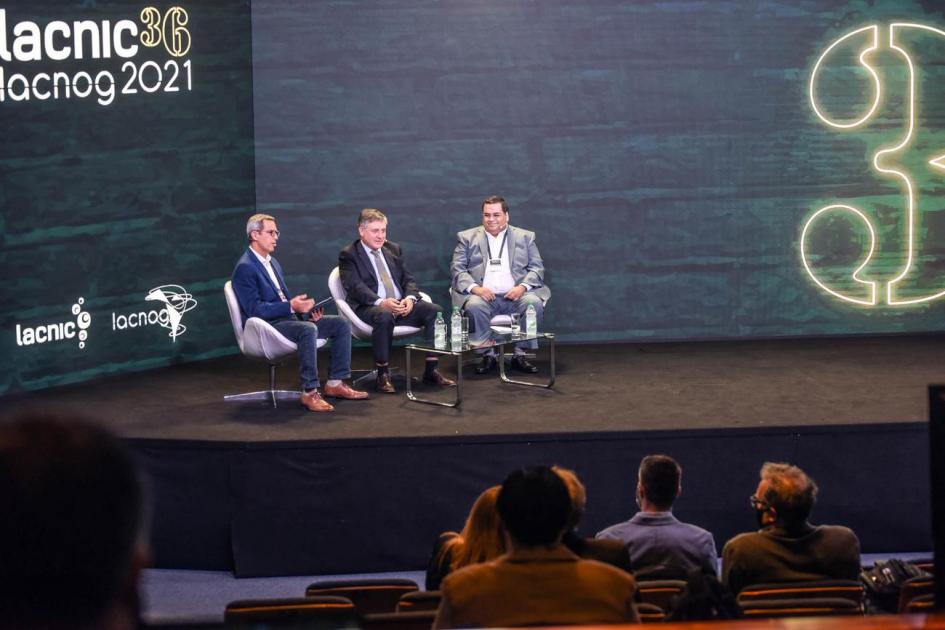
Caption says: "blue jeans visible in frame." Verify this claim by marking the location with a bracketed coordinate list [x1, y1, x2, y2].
[271, 315, 352, 391]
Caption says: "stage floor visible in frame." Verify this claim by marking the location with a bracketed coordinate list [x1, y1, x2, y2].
[3, 333, 943, 441]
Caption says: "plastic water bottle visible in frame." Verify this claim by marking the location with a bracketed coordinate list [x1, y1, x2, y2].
[450, 306, 463, 350]
[434, 311, 446, 349]
[525, 304, 538, 336]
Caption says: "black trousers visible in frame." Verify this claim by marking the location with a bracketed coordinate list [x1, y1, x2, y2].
[355, 300, 441, 364]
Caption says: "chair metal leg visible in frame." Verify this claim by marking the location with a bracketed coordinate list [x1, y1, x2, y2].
[352, 367, 406, 386]
[224, 362, 300, 407]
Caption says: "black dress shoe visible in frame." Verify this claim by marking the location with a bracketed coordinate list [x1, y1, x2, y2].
[423, 369, 456, 387]
[511, 355, 539, 373]
[375, 371, 396, 393]
[475, 354, 497, 374]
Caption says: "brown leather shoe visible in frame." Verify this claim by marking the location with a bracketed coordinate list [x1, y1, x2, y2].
[300, 390, 334, 412]
[423, 369, 456, 387]
[323, 381, 369, 400]
[375, 371, 396, 394]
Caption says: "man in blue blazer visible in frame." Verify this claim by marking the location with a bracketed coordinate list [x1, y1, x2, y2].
[450, 196, 550, 374]
[231, 213, 367, 412]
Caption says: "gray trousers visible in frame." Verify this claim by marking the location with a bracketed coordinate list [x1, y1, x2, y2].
[463, 293, 544, 353]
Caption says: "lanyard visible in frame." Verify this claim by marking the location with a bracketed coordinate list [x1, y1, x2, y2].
[486, 231, 508, 262]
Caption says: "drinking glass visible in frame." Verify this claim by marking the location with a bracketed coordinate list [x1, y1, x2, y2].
[510, 312, 521, 337]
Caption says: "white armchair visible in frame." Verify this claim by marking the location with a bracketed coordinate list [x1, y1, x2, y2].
[327, 267, 431, 384]
[223, 280, 326, 407]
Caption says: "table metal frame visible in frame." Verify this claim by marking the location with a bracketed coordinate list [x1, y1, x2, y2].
[405, 332, 555, 408]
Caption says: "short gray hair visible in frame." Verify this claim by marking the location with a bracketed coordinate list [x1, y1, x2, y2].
[358, 208, 387, 228]
[760, 462, 818, 525]
[246, 213, 275, 242]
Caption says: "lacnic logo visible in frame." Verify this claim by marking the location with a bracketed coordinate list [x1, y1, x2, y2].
[15, 297, 92, 349]
[111, 284, 197, 342]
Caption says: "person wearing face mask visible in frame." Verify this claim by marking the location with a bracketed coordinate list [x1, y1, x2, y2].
[720, 462, 861, 596]
[595, 455, 717, 579]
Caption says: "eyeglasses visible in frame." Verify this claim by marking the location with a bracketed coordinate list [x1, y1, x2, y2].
[749, 495, 769, 509]
[256, 229, 280, 237]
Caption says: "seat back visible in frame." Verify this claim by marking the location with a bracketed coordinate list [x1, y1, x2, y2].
[224, 596, 358, 627]
[223, 281, 245, 350]
[636, 579, 687, 612]
[305, 578, 419, 615]
[635, 601, 666, 623]
[737, 580, 865, 607]
[328, 267, 373, 340]
[904, 593, 935, 613]
[396, 590, 441, 612]
[898, 575, 935, 613]
[739, 597, 863, 618]
[361, 610, 437, 630]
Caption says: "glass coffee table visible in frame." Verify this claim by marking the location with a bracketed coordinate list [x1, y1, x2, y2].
[404, 331, 556, 408]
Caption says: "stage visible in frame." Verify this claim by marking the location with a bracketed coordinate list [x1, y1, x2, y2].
[2, 334, 940, 577]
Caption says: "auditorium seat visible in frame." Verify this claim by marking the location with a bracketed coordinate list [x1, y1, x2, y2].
[305, 578, 419, 615]
[636, 601, 667, 623]
[223, 595, 357, 626]
[737, 580, 865, 608]
[910, 558, 934, 573]
[904, 593, 935, 613]
[361, 610, 437, 630]
[897, 575, 935, 613]
[636, 579, 687, 612]
[738, 597, 864, 618]
[396, 590, 442, 612]
[223, 280, 327, 407]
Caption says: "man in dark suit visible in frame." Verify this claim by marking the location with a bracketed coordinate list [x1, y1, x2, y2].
[339, 208, 455, 393]
[231, 213, 367, 412]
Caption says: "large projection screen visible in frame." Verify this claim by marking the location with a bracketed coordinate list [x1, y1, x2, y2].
[1, 0, 255, 395]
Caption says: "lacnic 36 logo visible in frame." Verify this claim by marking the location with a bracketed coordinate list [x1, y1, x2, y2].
[15, 297, 92, 349]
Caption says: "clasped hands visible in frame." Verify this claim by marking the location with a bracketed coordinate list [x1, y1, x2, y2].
[471, 284, 527, 302]
[379, 297, 415, 316]
[290, 294, 323, 322]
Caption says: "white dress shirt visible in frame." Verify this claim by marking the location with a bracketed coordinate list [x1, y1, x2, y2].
[250, 247, 287, 302]
[480, 228, 516, 294]
[360, 241, 404, 304]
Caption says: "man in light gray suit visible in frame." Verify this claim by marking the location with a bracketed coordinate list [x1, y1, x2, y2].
[451, 195, 550, 374]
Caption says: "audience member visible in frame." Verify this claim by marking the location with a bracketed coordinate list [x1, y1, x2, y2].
[425, 485, 506, 590]
[721, 461, 861, 595]
[596, 454, 717, 579]
[553, 465, 632, 573]
[434, 466, 638, 629]
[0, 415, 149, 630]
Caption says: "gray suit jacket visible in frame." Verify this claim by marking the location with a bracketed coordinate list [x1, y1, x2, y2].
[450, 225, 550, 309]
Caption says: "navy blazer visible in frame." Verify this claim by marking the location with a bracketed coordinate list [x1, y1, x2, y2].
[231, 249, 294, 326]
[338, 240, 420, 310]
